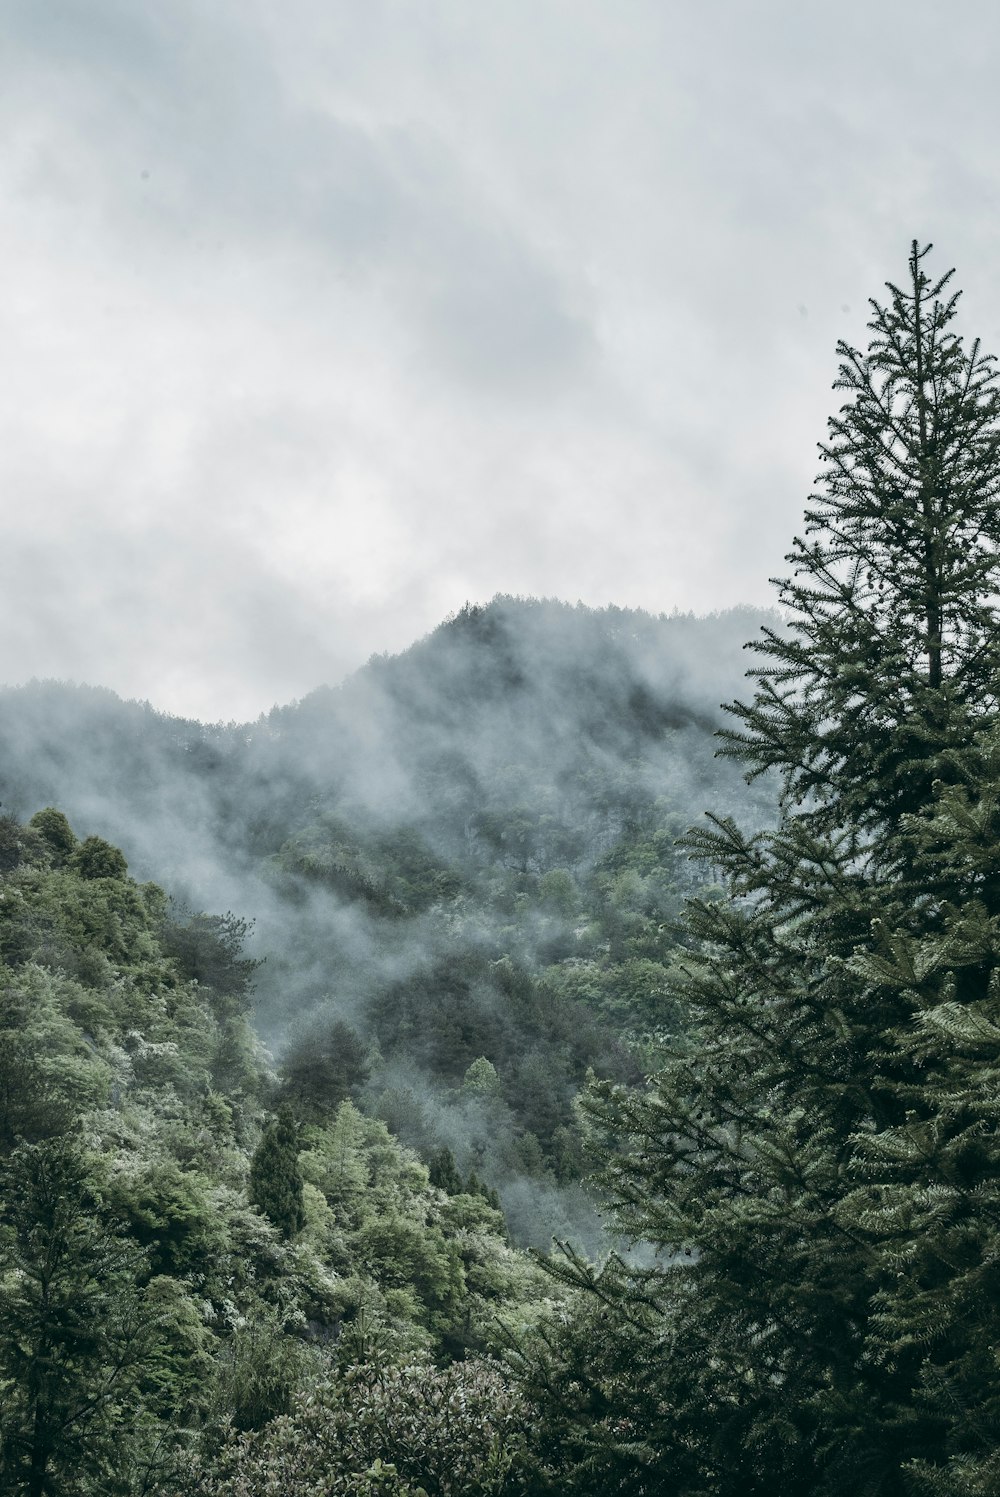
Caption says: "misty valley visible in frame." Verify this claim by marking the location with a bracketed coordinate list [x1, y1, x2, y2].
[0, 598, 777, 1493]
[5, 246, 1000, 1497]
[0, 599, 775, 1248]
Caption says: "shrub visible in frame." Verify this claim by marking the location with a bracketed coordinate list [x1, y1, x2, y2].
[184, 1358, 554, 1495]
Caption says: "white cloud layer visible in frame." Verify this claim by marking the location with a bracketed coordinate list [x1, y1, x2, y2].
[3, 0, 1000, 719]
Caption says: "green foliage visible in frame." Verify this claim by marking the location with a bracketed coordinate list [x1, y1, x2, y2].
[522, 244, 1000, 1494]
[463, 1056, 503, 1097]
[0, 811, 551, 1493]
[538, 867, 576, 917]
[299, 1100, 534, 1362]
[210, 1302, 317, 1434]
[185, 1359, 555, 1495]
[109, 1159, 231, 1277]
[73, 835, 129, 881]
[249, 1108, 305, 1239]
[278, 1015, 370, 1121]
[160, 910, 261, 1017]
[0, 965, 113, 1144]
[427, 1146, 463, 1195]
[0, 813, 45, 873]
[300, 1099, 373, 1215]
[28, 808, 77, 864]
[0, 1138, 154, 1497]
[140, 1275, 216, 1426]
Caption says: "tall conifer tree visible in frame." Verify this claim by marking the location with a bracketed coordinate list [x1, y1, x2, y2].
[249, 1107, 305, 1239]
[0, 1140, 152, 1497]
[528, 244, 1000, 1496]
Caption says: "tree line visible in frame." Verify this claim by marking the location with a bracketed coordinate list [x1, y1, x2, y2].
[3, 241, 1000, 1493]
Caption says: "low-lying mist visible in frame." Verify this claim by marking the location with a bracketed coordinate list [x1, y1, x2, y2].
[0, 596, 780, 1247]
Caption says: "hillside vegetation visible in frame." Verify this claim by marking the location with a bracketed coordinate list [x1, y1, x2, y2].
[0, 810, 561, 1494]
[5, 244, 1000, 1496]
[0, 599, 777, 1245]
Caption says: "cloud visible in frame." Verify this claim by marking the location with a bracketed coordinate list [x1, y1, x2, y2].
[2, 0, 1000, 717]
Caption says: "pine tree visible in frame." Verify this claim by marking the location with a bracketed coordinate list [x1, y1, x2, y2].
[525, 244, 1000, 1496]
[248, 1107, 305, 1239]
[0, 1139, 153, 1497]
[428, 1146, 464, 1195]
[731, 241, 1000, 842]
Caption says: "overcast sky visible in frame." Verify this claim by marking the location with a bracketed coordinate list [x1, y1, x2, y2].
[2, 0, 999, 721]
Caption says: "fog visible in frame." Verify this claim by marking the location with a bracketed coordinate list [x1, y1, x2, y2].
[4, 3, 996, 720]
[0, 596, 779, 1246]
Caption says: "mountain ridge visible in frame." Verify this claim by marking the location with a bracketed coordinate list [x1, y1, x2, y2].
[0, 595, 780, 1245]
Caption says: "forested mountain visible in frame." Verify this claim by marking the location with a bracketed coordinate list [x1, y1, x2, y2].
[7, 245, 999, 1497]
[0, 598, 778, 1244]
[0, 811, 560, 1494]
[0, 598, 782, 1492]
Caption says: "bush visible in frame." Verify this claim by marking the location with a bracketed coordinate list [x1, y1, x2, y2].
[185, 1358, 554, 1495]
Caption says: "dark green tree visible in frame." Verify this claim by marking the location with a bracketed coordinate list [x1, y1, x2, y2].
[0, 1139, 153, 1497]
[28, 809, 77, 866]
[525, 244, 1000, 1496]
[729, 243, 1000, 846]
[0, 813, 44, 874]
[160, 909, 261, 1017]
[428, 1145, 464, 1195]
[72, 836, 128, 882]
[248, 1107, 305, 1239]
[277, 1015, 369, 1122]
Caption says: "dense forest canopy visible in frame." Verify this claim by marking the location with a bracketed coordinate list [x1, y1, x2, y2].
[0, 599, 778, 1248]
[0, 809, 560, 1494]
[4, 243, 1000, 1495]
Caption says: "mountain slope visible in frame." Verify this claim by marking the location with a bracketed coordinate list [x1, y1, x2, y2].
[0, 597, 779, 1244]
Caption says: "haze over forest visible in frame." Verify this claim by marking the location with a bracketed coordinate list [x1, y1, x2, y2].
[8, 240, 1000, 1492]
[6, 3, 1000, 1495]
[0, 597, 778, 1249]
